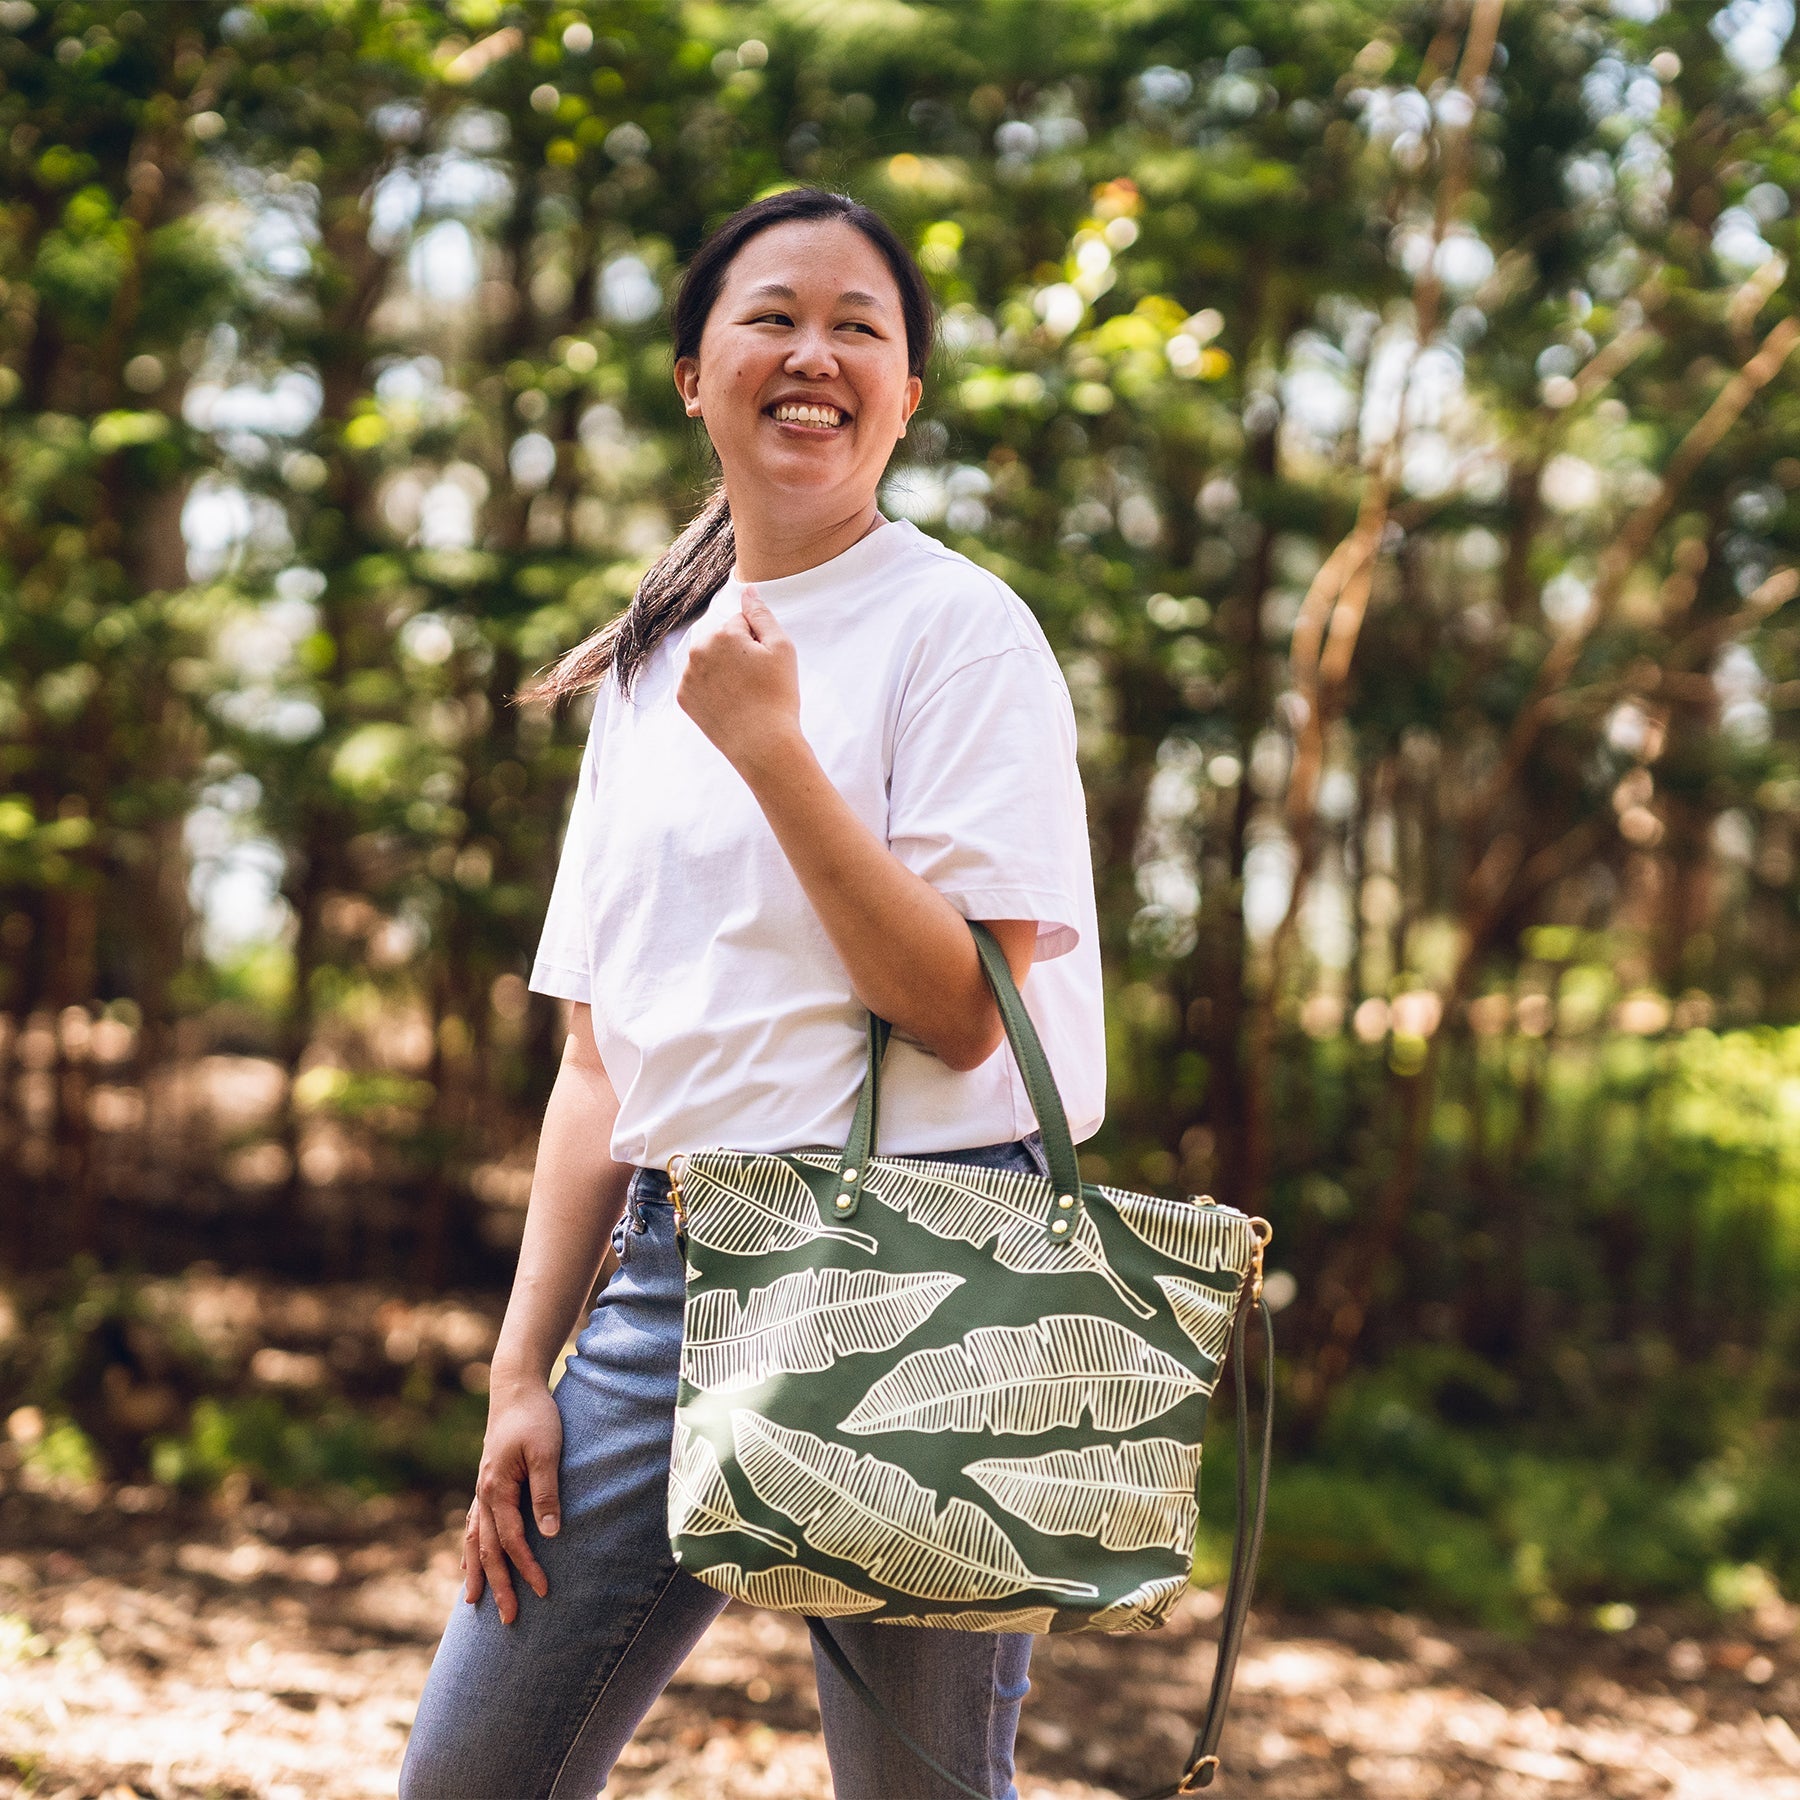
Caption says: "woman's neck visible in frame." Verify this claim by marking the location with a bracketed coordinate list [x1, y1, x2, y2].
[728, 491, 887, 583]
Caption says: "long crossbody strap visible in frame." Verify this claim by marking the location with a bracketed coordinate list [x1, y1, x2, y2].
[810, 1294, 1275, 1799]
[836, 921, 1083, 1221]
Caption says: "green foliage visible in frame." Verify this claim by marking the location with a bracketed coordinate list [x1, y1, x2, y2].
[1205, 1346, 1800, 1630]
[149, 1389, 486, 1496]
[1, 1262, 489, 1499]
[4, 0, 1800, 1620]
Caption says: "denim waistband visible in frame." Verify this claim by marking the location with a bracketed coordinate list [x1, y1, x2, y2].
[629, 1166, 674, 1206]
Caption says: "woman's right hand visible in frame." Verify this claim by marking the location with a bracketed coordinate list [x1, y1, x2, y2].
[463, 1378, 564, 1625]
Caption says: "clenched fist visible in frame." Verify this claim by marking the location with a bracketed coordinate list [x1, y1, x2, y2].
[676, 584, 803, 773]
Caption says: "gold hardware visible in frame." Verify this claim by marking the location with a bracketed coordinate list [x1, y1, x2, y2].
[1247, 1216, 1273, 1304]
[1056, 1193, 1074, 1209]
[835, 1194, 854, 1212]
[667, 1155, 689, 1241]
[1050, 1218, 1069, 1235]
[842, 1167, 858, 1181]
[1178, 1754, 1219, 1792]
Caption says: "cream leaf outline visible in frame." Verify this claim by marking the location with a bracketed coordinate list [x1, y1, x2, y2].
[731, 1411, 1099, 1603]
[680, 1153, 879, 1258]
[682, 1267, 962, 1394]
[1155, 1272, 1236, 1375]
[694, 1561, 882, 1615]
[1083, 1572, 1190, 1633]
[965, 1437, 1204, 1555]
[793, 1153, 1154, 1320]
[838, 1314, 1207, 1438]
[1107, 1189, 1252, 1276]
[879, 1606, 1057, 1632]
[667, 1416, 797, 1557]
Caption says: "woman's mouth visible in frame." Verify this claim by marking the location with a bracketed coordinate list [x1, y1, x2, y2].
[766, 401, 850, 432]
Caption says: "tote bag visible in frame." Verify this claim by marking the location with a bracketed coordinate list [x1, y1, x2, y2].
[666, 922, 1273, 1795]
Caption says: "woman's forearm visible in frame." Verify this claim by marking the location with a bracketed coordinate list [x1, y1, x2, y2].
[488, 1005, 632, 1392]
[734, 725, 1032, 1071]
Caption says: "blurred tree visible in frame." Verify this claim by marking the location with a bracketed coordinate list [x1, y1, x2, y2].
[3, 0, 1799, 1428]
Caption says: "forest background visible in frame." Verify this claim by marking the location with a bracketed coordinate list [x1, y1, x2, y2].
[4, 0, 1800, 1635]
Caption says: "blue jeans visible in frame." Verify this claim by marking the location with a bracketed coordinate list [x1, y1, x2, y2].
[401, 1136, 1050, 1800]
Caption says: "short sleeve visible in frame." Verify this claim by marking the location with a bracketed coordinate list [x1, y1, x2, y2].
[887, 647, 1090, 961]
[529, 715, 600, 1004]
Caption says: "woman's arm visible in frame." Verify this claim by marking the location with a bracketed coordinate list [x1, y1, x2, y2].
[678, 587, 1036, 1071]
[464, 1003, 630, 1624]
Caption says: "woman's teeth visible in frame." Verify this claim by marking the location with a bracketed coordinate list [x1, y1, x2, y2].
[770, 403, 845, 426]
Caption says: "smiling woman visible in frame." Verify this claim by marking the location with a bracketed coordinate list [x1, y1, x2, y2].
[403, 191, 1107, 1800]
[525, 189, 936, 701]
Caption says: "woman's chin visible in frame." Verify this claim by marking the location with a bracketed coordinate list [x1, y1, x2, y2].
[736, 450, 863, 496]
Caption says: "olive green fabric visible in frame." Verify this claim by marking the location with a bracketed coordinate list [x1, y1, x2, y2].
[668, 922, 1258, 1634]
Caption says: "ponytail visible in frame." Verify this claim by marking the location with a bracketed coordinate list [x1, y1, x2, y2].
[522, 186, 936, 707]
[523, 483, 733, 704]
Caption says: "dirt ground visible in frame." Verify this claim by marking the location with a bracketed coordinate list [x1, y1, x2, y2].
[1, 1484, 1798, 1800]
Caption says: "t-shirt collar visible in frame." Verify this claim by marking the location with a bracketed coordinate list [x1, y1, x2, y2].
[721, 516, 911, 611]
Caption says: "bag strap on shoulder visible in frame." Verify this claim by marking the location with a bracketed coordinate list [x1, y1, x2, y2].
[810, 1293, 1276, 1798]
[832, 921, 1083, 1224]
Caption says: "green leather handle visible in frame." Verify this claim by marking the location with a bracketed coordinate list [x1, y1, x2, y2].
[831, 921, 1084, 1234]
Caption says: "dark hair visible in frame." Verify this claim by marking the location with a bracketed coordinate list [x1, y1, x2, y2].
[525, 189, 937, 703]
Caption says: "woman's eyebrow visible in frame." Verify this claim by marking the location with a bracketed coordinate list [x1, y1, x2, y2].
[744, 280, 887, 309]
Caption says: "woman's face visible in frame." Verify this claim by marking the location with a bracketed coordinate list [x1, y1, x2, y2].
[674, 219, 922, 516]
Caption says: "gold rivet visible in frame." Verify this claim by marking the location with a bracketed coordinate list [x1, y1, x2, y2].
[1057, 1194, 1074, 1209]
[835, 1195, 853, 1211]
[842, 1168, 858, 1181]
[1050, 1219, 1069, 1235]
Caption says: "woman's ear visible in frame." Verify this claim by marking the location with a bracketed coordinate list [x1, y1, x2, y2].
[674, 355, 703, 419]
[898, 373, 923, 438]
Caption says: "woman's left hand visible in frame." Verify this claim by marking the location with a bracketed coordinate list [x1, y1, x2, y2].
[677, 585, 802, 772]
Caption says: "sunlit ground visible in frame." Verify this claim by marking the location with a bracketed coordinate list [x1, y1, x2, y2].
[2, 1481, 1798, 1800]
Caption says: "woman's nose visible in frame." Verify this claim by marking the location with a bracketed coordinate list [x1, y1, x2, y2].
[783, 327, 840, 377]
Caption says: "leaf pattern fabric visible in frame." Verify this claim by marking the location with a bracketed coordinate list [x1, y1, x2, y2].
[1085, 1573, 1191, 1633]
[965, 1438, 1204, 1554]
[694, 1561, 881, 1615]
[680, 1154, 879, 1258]
[670, 1149, 1258, 1635]
[667, 1416, 796, 1557]
[732, 1412, 1099, 1602]
[845, 1154, 1156, 1320]
[1155, 1273, 1236, 1373]
[1109, 1187, 1246, 1273]
[880, 1606, 1057, 1632]
[838, 1315, 1205, 1437]
[682, 1267, 962, 1394]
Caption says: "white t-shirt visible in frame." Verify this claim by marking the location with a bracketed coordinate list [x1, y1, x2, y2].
[529, 515, 1105, 1171]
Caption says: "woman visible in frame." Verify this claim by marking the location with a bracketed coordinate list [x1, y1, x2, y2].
[400, 187, 1104, 1800]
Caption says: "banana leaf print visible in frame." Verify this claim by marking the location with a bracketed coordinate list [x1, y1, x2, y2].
[1108, 1189, 1251, 1276]
[965, 1437, 1205, 1555]
[681, 1155, 879, 1258]
[1156, 1273, 1236, 1372]
[667, 1417, 797, 1557]
[731, 1411, 1099, 1603]
[838, 1314, 1207, 1438]
[1083, 1572, 1190, 1634]
[806, 1154, 1153, 1320]
[879, 1606, 1057, 1632]
[695, 1561, 882, 1615]
[682, 1267, 963, 1394]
